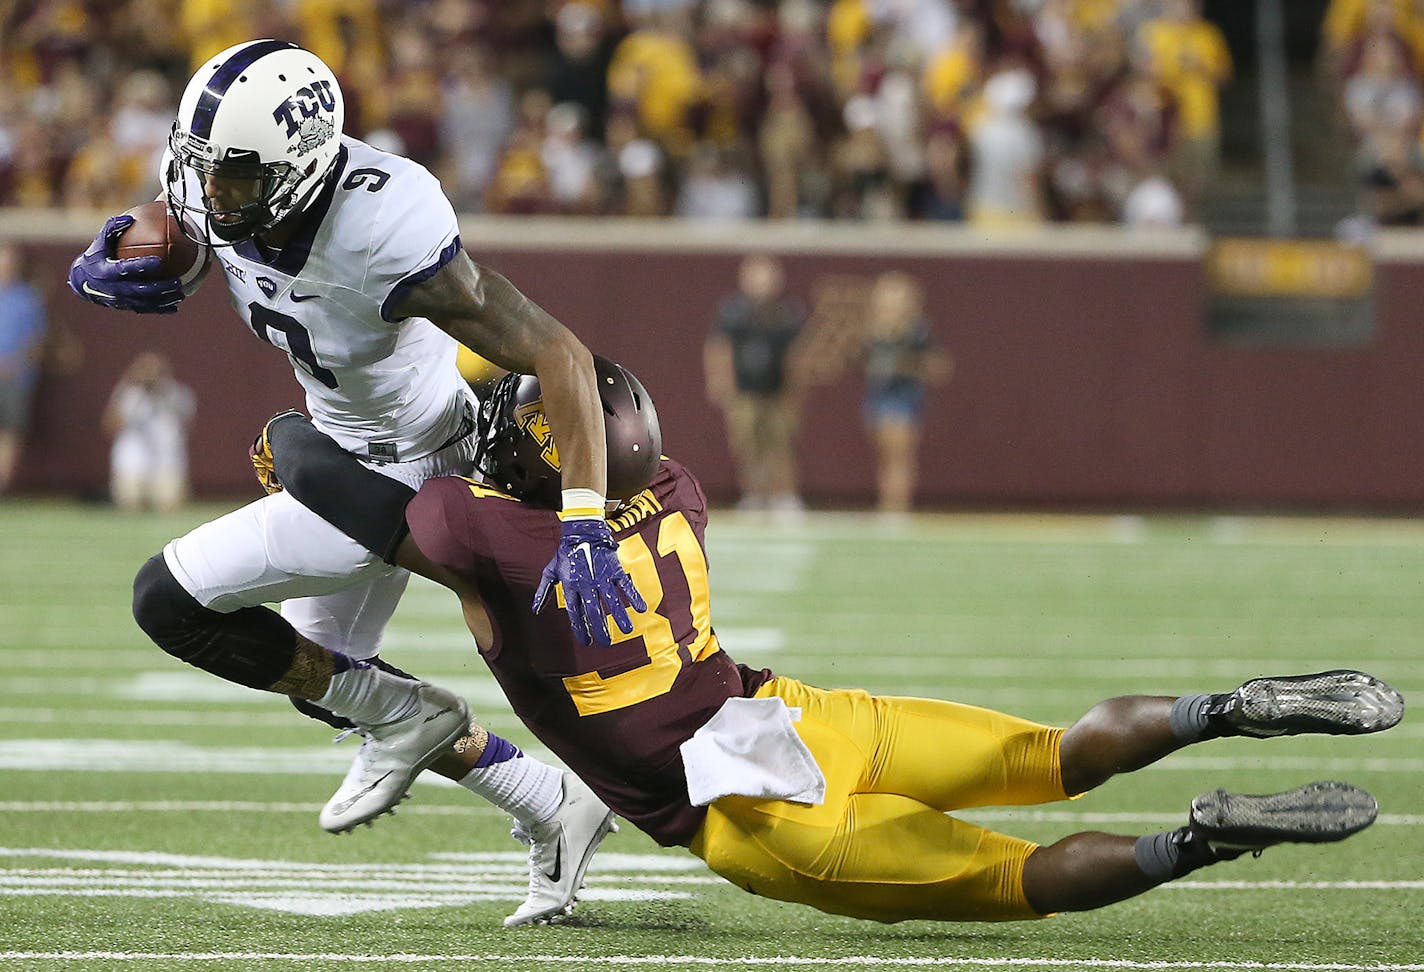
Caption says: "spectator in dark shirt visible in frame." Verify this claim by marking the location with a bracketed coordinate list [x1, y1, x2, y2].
[544, 2, 618, 141]
[704, 254, 806, 514]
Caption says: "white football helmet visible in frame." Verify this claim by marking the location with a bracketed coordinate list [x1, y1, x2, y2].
[166, 40, 345, 244]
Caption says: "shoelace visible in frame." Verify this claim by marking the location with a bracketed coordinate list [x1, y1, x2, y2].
[509, 818, 559, 902]
[331, 728, 381, 785]
[331, 727, 371, 745]
[508, 821, 546, 899]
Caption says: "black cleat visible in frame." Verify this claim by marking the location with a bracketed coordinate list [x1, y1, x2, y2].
[1190, 781, 1378, 860]
[1215, 670, 1404, 738]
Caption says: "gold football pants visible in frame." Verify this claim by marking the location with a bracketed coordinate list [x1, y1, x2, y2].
[689, 676, 1069, 922]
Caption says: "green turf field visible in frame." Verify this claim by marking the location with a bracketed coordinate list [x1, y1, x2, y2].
[1, 501, 1419, 971]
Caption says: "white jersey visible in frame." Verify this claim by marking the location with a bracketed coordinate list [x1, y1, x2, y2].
[199, 136, 471, 461]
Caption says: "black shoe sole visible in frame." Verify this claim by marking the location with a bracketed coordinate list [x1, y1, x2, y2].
[1191, 781, 1378, 851]
[1227, 670, 1405, 738]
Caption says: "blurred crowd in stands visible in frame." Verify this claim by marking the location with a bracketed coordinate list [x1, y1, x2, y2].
[1325, 0, 1424, 227]
[0, 0, 1248, 226]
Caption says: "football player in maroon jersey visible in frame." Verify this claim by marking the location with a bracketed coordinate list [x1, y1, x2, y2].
[258, 357, 1403, 924]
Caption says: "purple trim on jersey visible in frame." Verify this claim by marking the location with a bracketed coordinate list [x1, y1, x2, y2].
[330, 651, 355, 674]
[191, 40, 297, 140]
[379, 236, 463, 323]
[234, 145, 348, 276]
[473, 733, 522, 768]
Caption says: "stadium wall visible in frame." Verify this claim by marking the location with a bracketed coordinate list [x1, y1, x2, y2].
[6, 212, 1422, 511]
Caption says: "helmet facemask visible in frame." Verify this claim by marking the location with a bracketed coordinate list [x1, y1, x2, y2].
[167, 127, 324, 245]
[474, 372, 564, 508]
[474, 357, 663, 510]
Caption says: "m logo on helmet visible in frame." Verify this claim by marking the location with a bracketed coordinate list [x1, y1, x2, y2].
[272, 80, 337, 139]
[513, 400, 561, 472]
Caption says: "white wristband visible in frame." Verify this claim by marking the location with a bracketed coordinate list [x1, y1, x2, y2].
[561, 487, 606, 520]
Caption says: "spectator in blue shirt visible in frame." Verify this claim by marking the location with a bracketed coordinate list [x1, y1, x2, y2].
[0, 243, 47, 495]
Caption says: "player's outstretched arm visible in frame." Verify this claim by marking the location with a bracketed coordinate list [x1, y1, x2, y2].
[392, 251, 606, 495]
[391, 252, 646, 646]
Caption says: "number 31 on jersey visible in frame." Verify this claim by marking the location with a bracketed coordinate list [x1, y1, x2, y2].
[561, 511, 720, 717]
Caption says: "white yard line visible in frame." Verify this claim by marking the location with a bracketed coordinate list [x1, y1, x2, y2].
[32, 741, 1415, 775]
[0, 953, 1420, 970]
[0, 800, 482, 814]
[2, 804, 1423, 828]
[0, 848, 700, 915]
[962, 810, 1424, 826]
[1153, 755, 1424, 772]
[1169, 881, 1424, 890]
[0, 709, 325, 728]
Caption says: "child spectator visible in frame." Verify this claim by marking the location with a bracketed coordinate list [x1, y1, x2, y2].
[862, 271, 951, 516]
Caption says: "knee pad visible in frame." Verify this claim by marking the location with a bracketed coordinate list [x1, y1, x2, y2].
[132, 553, 297, 690]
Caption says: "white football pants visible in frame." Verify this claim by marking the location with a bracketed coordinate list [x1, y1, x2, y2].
[160, 430, 478, 659]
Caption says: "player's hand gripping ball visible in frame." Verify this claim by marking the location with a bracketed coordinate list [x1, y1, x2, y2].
[68, 201, 209, 313]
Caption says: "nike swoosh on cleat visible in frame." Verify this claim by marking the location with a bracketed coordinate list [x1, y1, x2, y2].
[423, 706, 455, 724]
[543, 841, 563, 883]
[290, 291, 320, 302]
[329, 771, 393, 815]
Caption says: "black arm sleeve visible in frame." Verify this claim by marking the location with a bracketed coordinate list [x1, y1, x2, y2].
[268, 415, 417, 564]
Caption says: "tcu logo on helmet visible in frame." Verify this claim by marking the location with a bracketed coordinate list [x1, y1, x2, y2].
[272, 80, 337, 142]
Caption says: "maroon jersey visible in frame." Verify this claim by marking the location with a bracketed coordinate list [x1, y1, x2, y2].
[406, 458, 774, 846]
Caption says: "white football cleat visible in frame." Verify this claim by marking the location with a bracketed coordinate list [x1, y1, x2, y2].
[504, 771, 618, 927]
[320, 683, 469, 833]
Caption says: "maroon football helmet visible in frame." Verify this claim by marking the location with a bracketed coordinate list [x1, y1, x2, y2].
[476, 355, 662, 508]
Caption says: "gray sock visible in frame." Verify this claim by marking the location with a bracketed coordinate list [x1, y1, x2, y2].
[1169, 693, 1216, 742]
[1136, 827, 1219, 881]
[1134, 830, 1182, 882]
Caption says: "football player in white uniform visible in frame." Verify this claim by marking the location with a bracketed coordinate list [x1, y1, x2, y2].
[68, 40, 637, 925]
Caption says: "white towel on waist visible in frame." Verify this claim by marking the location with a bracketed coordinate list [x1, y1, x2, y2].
[680, 696, 827, 807]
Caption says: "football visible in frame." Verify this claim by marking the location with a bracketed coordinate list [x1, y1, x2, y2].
[114, 200, 210, 296]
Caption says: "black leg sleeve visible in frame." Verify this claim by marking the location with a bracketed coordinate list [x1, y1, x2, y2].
[132, 554, 297, 690]
[268, 414, 417, 564]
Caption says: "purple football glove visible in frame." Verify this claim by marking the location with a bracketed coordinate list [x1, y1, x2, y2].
[68, 214, 184, 314]
[533, 516, 646, 646]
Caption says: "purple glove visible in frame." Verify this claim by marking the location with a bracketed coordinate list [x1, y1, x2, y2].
[68, 215, 184, 314]
[533, 516, 647, 646]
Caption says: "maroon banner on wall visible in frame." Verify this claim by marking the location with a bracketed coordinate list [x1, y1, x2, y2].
[8, 219, 1424, 511]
